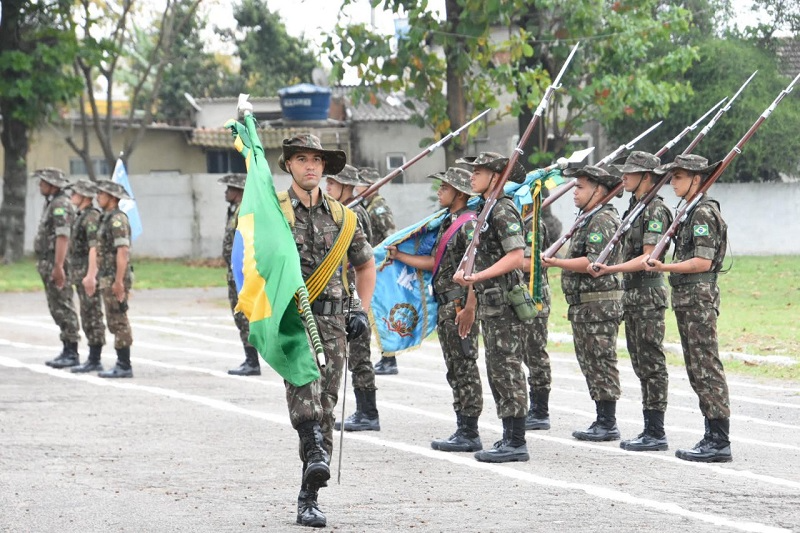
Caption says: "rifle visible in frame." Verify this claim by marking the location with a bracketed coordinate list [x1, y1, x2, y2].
[346, 108, 491, 208]
[647, 71, 800, 265]
[541, 121, 663, 258]
[592, 94, 737, 268]
[458, 41, 581, 277]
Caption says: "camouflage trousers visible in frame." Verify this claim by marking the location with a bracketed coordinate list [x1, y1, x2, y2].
[285, 315, 347, 459]
[348, 323, 376, 391]
[571, 314, 622, 402]
[437, 302, 482, 418]
[75, 281, 106, 346]
[522, 315, 551, 392]
[674, 306, 730, 419]
[624, 307, 669, 412]
[480, 309, 528, 419]
[226, 274, 251, 348]
[37, 261, 80, 343]
[100, 286, 132, 349]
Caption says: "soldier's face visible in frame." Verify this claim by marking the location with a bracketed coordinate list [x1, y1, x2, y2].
[286, 151, 324, 190]
[621, 172, 644, 193]
[437, 182, 457, 208]
[573, 176, 599, 208]
[97, 191, 111, 210]
[470, 167, 494, 195]
[224, 186, 241, 203]
[325, 179, 345, 201]
[670, 169, 698, 197]
[38, 180, 55, 196]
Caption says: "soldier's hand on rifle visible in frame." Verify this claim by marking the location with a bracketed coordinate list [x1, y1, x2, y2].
[346, 310, 369, 341]
[540, 254, 558, 269]
[82, 274, 96, 297]
[642, 254, 662, 272]
[587, 262, 609, 278]
[452, 269, 475, 287]
[51, 265, 66, 289]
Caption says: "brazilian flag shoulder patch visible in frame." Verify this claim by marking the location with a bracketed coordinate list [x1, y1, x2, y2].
[588, 232, 603, 243]
[466, 228, 474, 240]
[53, 207, 65, 216]
[507, 222, 520, 233]
[525, 230, 533, 244]
[647, 220, 663, 233]
[693, 224, 709, 237]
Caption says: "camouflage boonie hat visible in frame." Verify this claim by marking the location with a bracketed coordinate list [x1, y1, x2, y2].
[327, 164, 371, 186]
[95, 179, 131, 200]
[564, 164, 621, 190]
[33, 168, 70, 188]
[217, 173, 247, 189]
[427, 167, 474, 196]
[67, 179, 97, 198]
[654, 154, 717, 175]
[278, 133, 346, 176]
[357, 167, 381, 184]
[613, 151, 661, 174]
[455, 151, 527, 184]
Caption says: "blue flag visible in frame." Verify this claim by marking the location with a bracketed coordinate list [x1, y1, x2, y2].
[112, 158, 143, 240]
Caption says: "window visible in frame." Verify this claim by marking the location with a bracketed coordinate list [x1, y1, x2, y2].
[206, 150, 247, 174]
[385, 153, 406, 183]
[70, 157, 110, 177]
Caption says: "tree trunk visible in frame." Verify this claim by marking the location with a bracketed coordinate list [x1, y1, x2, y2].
[444, 0, 467, 168]
[0, 109, 30, 263]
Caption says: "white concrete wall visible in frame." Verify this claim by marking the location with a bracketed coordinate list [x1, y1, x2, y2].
[18, 176, 800, 258]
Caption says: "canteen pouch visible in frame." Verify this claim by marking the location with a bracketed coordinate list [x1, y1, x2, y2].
[507, 283, 538, 321]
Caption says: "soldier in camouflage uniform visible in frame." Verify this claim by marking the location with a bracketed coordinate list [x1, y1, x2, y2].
[277, 134, 375, 527]
[589, 152, 673, 452]
[388, 167, 483, 452]
[644, 154, 732, 463]
[83, 180, 134, 379]
[66, 179, 107, 373]
[521, 217, 552, 431]
[542, 165, 624, 442]
[34, 168, 82, 368]
[218, 173, 261, 377]
[454, 152, 531, 463]
[325, 165, 381, 432]
[357, 167, 400, 376]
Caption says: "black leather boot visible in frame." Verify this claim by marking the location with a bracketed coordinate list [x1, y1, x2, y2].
[525, 389, 551, 430]
[98, 347, 133, 378]
[474, 417, 529, 463]
[432, 413, 483, 452]
[296, 482, 326, 528]
[228, 346, 261, 376]
[46, 341, 80, 368]
[676, 418, 732, 463]
[621, 410, 668, 451]
[572, 400, 621, 441]
[336, 389, 380, 431]
[373, 355, 398, 375]
[334, 389, 361, 431]
[297, 420, 330, 489]
[71, 344, 104, 373]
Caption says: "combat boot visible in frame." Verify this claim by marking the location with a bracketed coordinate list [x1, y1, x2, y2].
[296, 483, 326, 528]
[525, 389, 551, 430]
[676, 418, 732, 463]
[297, 420, 330, 489]
[474, 417, 529, 463]
[98, 347, 133, 378]
[71, 344, 104, 373]
[336, 389, 381, 431]
[373, 355, 398, 375]
[46, 341, 80, 368]
[228, 346, 261, 376]
[572, 400, 621, 441]
[621, 410, 669, 451]
[432, 414, 483, 452]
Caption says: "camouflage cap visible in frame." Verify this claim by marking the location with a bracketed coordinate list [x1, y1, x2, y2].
[327, 164, 371, 187]
[564, 164, 621, 190]
[357, 166, 381, 184]
[455, 151, 527, 184]
[33, 168, 70, 188]
[427, 167, 474, 196]
[654, 154, 718, 176]
[613, 151, 661, 174]
[95, 179, 131, 200]
[217, 173, 247, 189]
[278, 133, 346, 176]
[67, 178, 97, 198]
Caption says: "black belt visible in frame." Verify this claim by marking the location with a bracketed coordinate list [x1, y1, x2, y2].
[622, 276, 665, 290]
[669, 272, 718, 287]
[565, 290, 623, 305]
[311, 299, 345, 316]
[435, 288, 466, 305]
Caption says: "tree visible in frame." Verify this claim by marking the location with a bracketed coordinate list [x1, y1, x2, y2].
[0, 0, 83, 262]
[223, 0, 320, 96]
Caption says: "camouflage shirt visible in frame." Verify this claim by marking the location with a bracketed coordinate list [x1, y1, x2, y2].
[523, 217, 551, 318]
[346, 200, 373, 286]
[431, 206, 476, 298]
[472, 196, 526, 295]
[365, 194, 396, 246]
[97, 208, 132, 285]
[223, 202, 240, 270]
[34, 190, 75, 262]
[561, 203, 622, 297]
[69, 206, 101, 282]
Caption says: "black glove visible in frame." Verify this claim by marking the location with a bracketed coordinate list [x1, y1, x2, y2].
[346, 310, 369, 341]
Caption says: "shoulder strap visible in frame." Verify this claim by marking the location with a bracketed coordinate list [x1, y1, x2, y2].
[277, 191, 295, 227]
[433, 211, 476, 276]
[305, 198, 358, 303]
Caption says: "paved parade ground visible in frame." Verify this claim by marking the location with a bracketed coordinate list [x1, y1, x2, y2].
[1, 288, 799, 532]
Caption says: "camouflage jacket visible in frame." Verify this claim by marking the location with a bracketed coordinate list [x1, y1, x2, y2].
[365, 194, 396, 246]
[223, 202, 240, 270]
[562, 203, 622, 297]
[523, 217, 551, 318]
[431, 207, 477, 310]
[346, 199, 373, 286]
[97, 208, 132, 285]
[472, 196, 526, 298]
[34, 190, 75, 262]
[69, 206, 101, 282]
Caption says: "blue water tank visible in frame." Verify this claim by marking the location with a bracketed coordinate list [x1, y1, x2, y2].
[278, 84, 331, 121]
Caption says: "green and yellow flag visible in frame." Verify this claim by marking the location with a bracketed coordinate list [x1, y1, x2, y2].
[225, 112, 322, 387]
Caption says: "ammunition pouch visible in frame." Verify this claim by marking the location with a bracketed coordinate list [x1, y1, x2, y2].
[507, 283, 537, 321]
